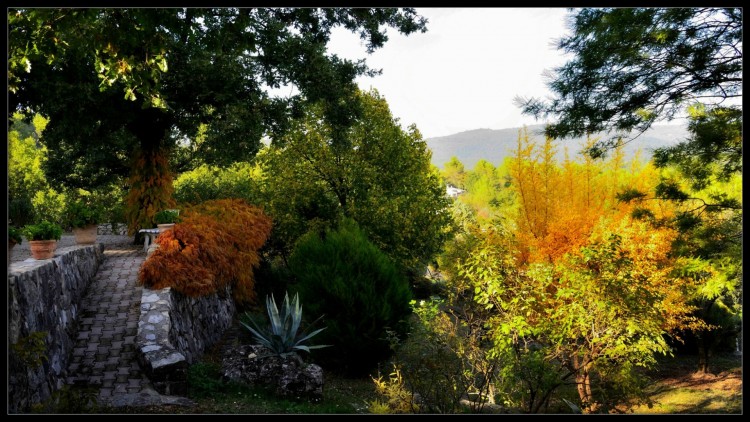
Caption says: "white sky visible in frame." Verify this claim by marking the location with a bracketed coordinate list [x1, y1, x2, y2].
[325, 8, 573, 139]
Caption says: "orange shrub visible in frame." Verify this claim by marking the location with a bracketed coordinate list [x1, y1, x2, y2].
[139, 199, 272, 305]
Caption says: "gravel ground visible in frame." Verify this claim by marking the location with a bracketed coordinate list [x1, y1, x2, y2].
[9, 234, 138, 263]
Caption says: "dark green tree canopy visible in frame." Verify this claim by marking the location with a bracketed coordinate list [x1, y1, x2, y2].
[262, 89, 454, 272]
[8, 8, 427, 190]
[516, 7, 742, 143]
[653, 104, 742, 192]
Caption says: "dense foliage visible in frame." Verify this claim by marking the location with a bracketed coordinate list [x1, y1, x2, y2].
[288, 219, 412, 376]
[139, 199, 272, 304]
[9, 112, 128, 231]
[262, 89, 453, 272]
[631, 106, 742, 372]
[9, 226, 24, 244]
[64, 200, 101, 229]
[423, 133, 710, 413]
[22, 221, 63, 241]
[153, 209, 181, 225]
[486, 224, 696, 412]
[519, 7, 743, 376]
[516, 8, 741, 145]
[174, 162, 262, 205]
[441, 157, 515, 224]
[509, 129, 648, 264]
[654, 105, 742, 192]
[389, 298, 496, 413]
[9, 8, 427, 237]
[8, 112, 61, 227]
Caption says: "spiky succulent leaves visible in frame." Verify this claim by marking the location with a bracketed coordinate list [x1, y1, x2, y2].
[240, 316, 275, 351]
[268, 293, 283, 335]
[279, 293, 330, 352]
[292, 315, 330, 353]
[241, 292, 328, 357]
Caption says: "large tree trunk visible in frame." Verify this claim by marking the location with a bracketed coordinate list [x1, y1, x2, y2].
[697, 338, 711, 374]
[124, 109, 176, 243]
[695, 298, 720, 374]
[573, 355, 599, 413]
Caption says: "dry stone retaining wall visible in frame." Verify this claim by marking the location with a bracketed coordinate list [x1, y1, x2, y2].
[97, 223, 129, 236]
[7, 244, 105, 413]
[136, 253, 235, 395]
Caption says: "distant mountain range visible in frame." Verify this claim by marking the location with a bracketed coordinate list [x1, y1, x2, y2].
[425, 124, 690, 170]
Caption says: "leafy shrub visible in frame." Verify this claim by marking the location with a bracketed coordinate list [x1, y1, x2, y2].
[9, 226, 23, 244]
[65, 200, 101, 228]
[153, 209, 181, 225]
[188, 362, 225, 397]
[174, 162, 261, 205]
[22, 221, 63, 241]
[369, 364, 419, 414]
[139, 199, 272, 304]
[31, 188, 67, 225]
[9, 113, 50, 228]
[288, 218, 412, 376]
[9, 197, 34, 228]
[385, 298, 499, 414]
[90, 184, 127, 227]
[241, 292, 328, 357]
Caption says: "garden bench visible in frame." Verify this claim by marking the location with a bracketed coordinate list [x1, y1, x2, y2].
[138, 228, 162, 252]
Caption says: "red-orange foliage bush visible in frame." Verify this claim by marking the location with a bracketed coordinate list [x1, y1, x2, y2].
[139, 199, 272, 304]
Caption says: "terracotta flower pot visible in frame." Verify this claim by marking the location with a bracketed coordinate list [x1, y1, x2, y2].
[157, 223, 175, 232]
[29, 240, 58, 260]
[73, 224, 98, 244]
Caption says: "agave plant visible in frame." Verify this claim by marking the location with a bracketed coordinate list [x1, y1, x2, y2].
[241, 292, 329, 357]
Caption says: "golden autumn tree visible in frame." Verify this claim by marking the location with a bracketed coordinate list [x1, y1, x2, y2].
[541, 219, 702, 413]
[450, 130, 702, 412]
[459, 216, 701, 413]
[509, 127, 655, 264]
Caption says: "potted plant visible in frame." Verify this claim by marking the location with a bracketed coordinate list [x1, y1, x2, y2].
[22, 221, 63, 260]
[9, 225, 23, 250]
[153, 209, 181, 232]
[66, 201, 101, 244]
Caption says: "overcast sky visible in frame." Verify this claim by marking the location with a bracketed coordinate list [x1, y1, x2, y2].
[326, 8, 573, 139]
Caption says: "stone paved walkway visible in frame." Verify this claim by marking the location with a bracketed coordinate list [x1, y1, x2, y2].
[65, 245, 153, 402]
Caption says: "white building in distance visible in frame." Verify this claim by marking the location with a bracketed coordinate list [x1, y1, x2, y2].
[446, 184, 466, 198]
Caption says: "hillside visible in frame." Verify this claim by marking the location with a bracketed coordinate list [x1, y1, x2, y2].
[425, 124, 690, 169]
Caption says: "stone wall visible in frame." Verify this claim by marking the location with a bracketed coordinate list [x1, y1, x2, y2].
[7, 244, 105, 413]
[137, 285, 235, 395]
[170, 286, 236, 363]
[97, 223, 129, 236]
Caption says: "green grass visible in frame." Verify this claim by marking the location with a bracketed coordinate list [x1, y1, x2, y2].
[182, 321, 379, 414]
[106, 319, 743, 415]
[630, 354, 742, 414]
[104, 361, 377, 414]
[113, 354, 741, 414]
[183, 361, 376, 414]
[633, 386, 742, 414]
